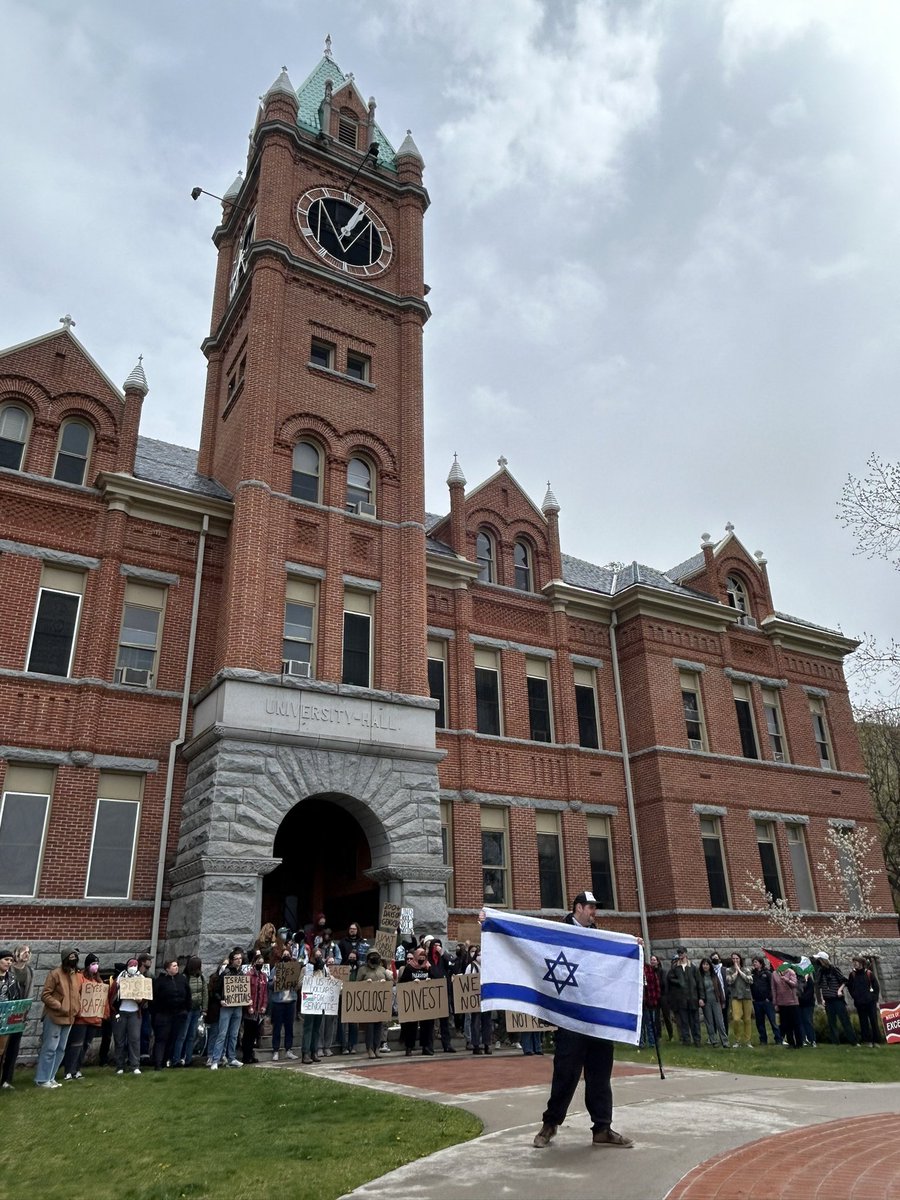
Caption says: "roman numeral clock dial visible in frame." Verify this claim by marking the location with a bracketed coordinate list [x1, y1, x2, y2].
[296, 188, 393, 277]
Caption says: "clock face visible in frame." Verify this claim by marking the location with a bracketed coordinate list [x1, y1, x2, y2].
[295, 188, 392, 277]
[229, 211, 256, 299]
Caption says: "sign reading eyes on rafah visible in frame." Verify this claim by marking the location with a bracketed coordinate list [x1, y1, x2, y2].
[272, 960, 302, 992]
[373, 928, 397, 963]
[380, 902, 402, 930]
[221, 973, 252, 1006]
[451, 973, 481, 1014]
[79, 981, 109, 1020]
[341, 980, 394, 1023]
[397, 979, 449, 1022]
[505, 1010, 557, 1033]
[117, 974, 154, 1002]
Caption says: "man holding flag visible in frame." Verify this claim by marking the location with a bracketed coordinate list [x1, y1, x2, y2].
[480, 890, 642, 1150]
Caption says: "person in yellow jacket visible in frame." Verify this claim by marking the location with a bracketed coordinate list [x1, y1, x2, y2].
[34, 948, 83, 1088]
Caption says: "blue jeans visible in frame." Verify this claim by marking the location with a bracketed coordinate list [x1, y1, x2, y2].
[209, 1006, 243, 1063]
[798, 1005, 816, 1046]
[520, 1031, 544, 1054]
[35, 1018, 72, 1084]
[753, 999, 782, 1044]
[171, 1009, 201, 1064]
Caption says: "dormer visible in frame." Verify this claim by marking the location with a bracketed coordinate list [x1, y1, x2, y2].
[668, 523, 774, 624]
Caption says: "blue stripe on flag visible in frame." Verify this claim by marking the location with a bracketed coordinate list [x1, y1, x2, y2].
[481, 982, 638, 1032]
[481, 914, 639, 960]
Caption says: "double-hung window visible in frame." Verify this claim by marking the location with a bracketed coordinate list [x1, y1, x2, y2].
[587, 814, 616, 910]
[27, 566, 85, 677]
[474, 648, 502, 736]
[85, 773, 142, 899]
[427, 639, 447, 729]
[116, 582, 165, 687]
[574, 666, 600, 749]
[526, 657, 553, 743]
[762, 688, 787, 762]
[536, 811, 565, 909]
[755, 820, 783, 901]
[440, 800, 453, 906]
[0, 765, 54, 897]
[681, 670, 707, 751]
[785, 823, 816, 910]
[0, 403, 30, 470]
[342, 590, 372, 687]
[283, 578, 317, 678]
[809, 696, 834, 768]
[733, 681, 759, 759]
[481, 807, 509, 906]
[700, 815, 731, 908]
[53, 419, 92, 485]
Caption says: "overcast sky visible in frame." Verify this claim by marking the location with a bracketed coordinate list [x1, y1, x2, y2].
[1, 0, 897, 703]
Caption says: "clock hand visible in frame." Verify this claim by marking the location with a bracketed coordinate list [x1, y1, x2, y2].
[340, 200, 367, 240]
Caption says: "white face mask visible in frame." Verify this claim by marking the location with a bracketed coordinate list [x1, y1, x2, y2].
[127, 966, 138, 976]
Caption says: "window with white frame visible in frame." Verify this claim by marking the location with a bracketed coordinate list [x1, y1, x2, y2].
[346, 351, 370, 382]
[85, 773, 142, 899]
[755, 820, 783, 901]
[53, 419, 93, 485]
[809, 696, 834, 769]
[310, 338, 335, 370]
[726, 574, 752, 622]
[785, 823, 816, 910]
[291, 440, 322, 503]
[27, 565, 85, 677]
[475, 530, 495, 583]
[587, 814, 616, 910]
[526, 657, 553, 743]
[574, 666, 600, 749]
[481, 807, 508, 906]
[536, 810, 564, 909]
[346, 456, 375, 514]
[116, 581, 165, 687]
[427, 638, 447, 729]
[0, 402, 30, 470]
[342, 590, 372, 687]
[440, 799, 454, 906]
[513, 540, 533, 591]
[283, 578, 317, 678]
[680, 670, 707, 751]
[474, 647, 502, 736]
[733, 680, 759, 759]
[700, 815, 731, 908]
[0, 764, 54, 897]
[762, 688, 788, 762]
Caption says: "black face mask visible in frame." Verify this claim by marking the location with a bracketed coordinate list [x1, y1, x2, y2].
[65, 959, 78, 970]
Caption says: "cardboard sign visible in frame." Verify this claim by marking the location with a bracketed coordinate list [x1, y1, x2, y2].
[397, 979, 449, 1023]
[117, 974, 153, 1002]
[380, 902, 402, 930]
[373, 928, 397, 963]
[79, 981, 108, 1020]
[328, 964, 353, 985]
[221, 973, 252, 1006]
[879, 1002, 900, 1044]
[272, 960, 302, 993]
[0, 998, 32, 1035]
[301, 974, 341, 1016]
[452, 973, 481, 1014]
[399, 907, 415, 936]
[505, 1010, 556, 1033]
[341, 980, 394, 1023]
[455, 919, 482, 945]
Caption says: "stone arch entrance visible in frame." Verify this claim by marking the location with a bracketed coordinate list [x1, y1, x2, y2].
[262, 795, 381, 934]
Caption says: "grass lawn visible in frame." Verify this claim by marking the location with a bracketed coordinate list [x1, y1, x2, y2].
[616, 1039, 900, 1084]
[1, 1066, 481, 1200]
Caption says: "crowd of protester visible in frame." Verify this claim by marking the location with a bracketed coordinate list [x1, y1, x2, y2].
[640, 946, 884, 1051]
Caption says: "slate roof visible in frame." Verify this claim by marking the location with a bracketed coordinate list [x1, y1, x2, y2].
[771, 610, 845, 638]
[134, 437, 232, 501]
[667, 550, 705, 581]
[295, 55, 398, 171]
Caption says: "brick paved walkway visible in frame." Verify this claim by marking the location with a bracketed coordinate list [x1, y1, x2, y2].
[351, 1051, 655, 1094]
[668, 1113, 900, 1200]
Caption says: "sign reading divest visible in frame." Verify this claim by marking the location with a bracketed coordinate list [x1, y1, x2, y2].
[342, 981, 393, 1023]
[0, 998, 32, 1035]
[879, 1002, 900, 1044]
[79, 981, 109, 1020]
[373, 928, 396, 963]
[452, 973, 481, 1014]
[117, 975, 153, 1002]
[380, 903, 401, 930]
[221, 974, 252, 1006]
[272, 961, 302, 993]
[505, 1010, 556, 1033]
[397, 979, 449, 1022]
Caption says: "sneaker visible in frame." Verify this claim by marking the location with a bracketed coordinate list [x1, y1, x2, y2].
[533, 1123, 557, 1149]
[133, 1069, 142, 1075]
[64, 1073, 74, 1081]
[745, 1043, 754, 1049]
[443, 1045, 457, 1053]
[1, 1082, 14, 1090]
[302, 1054, 313, 1064]
[323, 1048, 333, 1057]
[116, 1069, 125, 1075]
[209, 1063, 218, 1070]
[74, 1071, 83, 1079]
[272, 1052, 279, 1062]
[285, 1050, 297, 1060]
[227, 1059, 243, 1068]
[592, 1128, 633, 1148]
[379, 1043, 391, 1053]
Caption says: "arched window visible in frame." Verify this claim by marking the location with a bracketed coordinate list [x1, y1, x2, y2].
[514, 540, 533, 591]
[726, 574, 749, 615]
[476, 530, 495, 583]
[53, 419, 92, 485]
[291, 440, 321, 503]
[346, 456, 375, 515]
[0, 403, 30, 471]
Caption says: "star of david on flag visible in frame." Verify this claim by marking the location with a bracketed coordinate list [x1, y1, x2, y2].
[480, 908, 643, 1043]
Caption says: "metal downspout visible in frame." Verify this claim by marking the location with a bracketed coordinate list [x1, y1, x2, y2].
[150, 513, 209, 963]
[609, 610, 651, 953]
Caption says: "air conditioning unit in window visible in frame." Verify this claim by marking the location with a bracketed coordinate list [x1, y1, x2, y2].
[737, 615, 758, 629]
[773, 751, 785, 762]
[282, 659, 311, 678]
[345, 502, 358, 514]
[688, 738, 704, 751]
[357, 501, 377, 518]
[116, 667, 151, 688]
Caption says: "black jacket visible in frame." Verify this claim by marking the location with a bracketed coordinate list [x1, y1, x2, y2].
[153, 971, 191, 1014]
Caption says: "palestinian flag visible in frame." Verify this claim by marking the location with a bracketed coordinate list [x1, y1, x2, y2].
[763, 948, 814, 977]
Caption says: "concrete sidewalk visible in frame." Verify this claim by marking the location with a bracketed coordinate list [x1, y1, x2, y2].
[308, 1051, 900, 1200]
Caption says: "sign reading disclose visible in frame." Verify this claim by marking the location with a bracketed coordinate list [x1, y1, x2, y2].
[341, 981, 394, 1023]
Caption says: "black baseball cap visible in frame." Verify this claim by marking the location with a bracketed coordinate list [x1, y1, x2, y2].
[572, 891, 598, 907]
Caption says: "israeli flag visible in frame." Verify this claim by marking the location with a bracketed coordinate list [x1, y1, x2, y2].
[480, 909, 643, 1044]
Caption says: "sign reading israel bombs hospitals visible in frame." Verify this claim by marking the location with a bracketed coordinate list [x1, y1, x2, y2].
[452, 973, 482, 1014]
[341, 980, 394, 1023]
[221, 973, 252, 1006]
[880, 1002, 900, 1044]
[397, 979, 449, 1022]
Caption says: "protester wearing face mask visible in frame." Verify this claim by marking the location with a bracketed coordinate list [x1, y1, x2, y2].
[62, 953, 109, 1080]
[269, 949, 300, 1062]
[34, 948, 83, 1088]
[112, 958, 146, 1075]
[2, 945, 33, 1088]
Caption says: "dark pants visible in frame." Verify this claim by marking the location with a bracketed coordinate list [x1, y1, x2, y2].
[364, 1022, 384, 1052]
[659, 999, 674, 1040]
[0, 1031, 23, 1084]
[438, 1015, 453, 1049]
[402, 1020, 434, 1052]
[153, 1012, 181, 1068]
[114, 1010, 142, 1070]
[271, 1001, 296, 1052]
[302, 1013, 322, 1057]
[753, 999, 782, 1044]
[241, 1016, 261, 1062]
[778, 1005, 803, 1048]
[855, 1001, 880, 1044]
[63, 1024, 94, 1074]
[171, 1009, 199, 1064]
[798, 1004, 816, 1046]
[825, 997, 857, 1045]
[675, 1006, 701, 1046]
[470, 1011, 492, 1049]
[542, 1029, 614, 1133]
[140, 1008, 152, 1058]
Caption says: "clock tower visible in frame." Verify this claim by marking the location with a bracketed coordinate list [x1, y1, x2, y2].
[167, 49, 447, 962]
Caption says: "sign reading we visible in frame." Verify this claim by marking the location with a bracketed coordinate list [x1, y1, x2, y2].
[505, 1010, 556, 1033]
[397, 979, 449, 1023]
[380, 903, 401, 930]
[341, 981, 393, 1023]
[221, 974, 252, 1006]
[451, 973, 481, 1014]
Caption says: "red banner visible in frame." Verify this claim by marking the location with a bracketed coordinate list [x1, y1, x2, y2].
[879, 1003, 900, 1044]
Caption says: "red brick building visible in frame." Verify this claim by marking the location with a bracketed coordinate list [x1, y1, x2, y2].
[1, 50, 896, 990]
